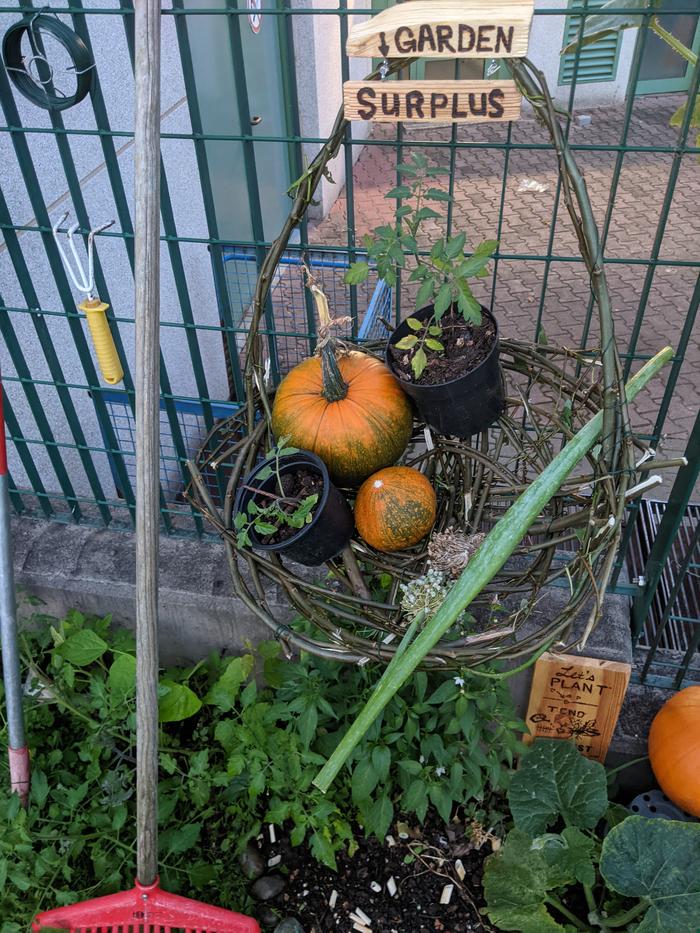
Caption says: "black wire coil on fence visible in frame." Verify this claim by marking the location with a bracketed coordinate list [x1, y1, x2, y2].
[186, 58, 644, 669]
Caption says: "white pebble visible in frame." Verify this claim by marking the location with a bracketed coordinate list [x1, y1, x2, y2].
[440, 883, 454, 905]
[455, 858, 466, 881]
[329, 889, 338, 908]
[370, 881, 382, 893]
[385, 834, 396, 847]
[353, 907, 372, 925]
[268, 825, 276, 844]
[387, 876, 397, 897]
[267, 854, 281, 868]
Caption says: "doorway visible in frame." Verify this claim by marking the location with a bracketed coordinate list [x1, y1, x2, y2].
[635, 0, 700, 95]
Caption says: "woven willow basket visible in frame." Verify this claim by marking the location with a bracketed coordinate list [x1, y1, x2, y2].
[187, 58, 647, 669]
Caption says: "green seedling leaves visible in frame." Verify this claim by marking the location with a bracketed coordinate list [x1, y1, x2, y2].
[55, 630, 108, 667]
[158, 680, 202, 723]
[344, 261, 370, 285]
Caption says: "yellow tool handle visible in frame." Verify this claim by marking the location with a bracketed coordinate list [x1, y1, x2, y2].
[79, 299, 124, 385]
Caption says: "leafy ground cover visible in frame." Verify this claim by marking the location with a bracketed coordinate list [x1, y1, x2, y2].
[0, 610, 521, 929]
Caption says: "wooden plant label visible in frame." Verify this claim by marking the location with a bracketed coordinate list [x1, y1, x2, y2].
[346, 0, 534, 60]
[343, 79, 521, 123]
[523, 653, 631, 762]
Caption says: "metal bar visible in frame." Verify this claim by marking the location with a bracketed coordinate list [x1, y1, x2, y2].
[119, 0, 206, 533]
[0, 391, 53, 518]
[533, 1, 586, 345]
[170, 0, 246, 401]
[5, 221, 700, 267]
[226, 0, 281, 383]
[1, 4, 696, 14]
[0, 372, 30, 805]
[623, 55, 700, 384]
[632, 408, 700, 641]
[0, 50, 136, 523]
[2, 123, 700, 156]
[578, 12, 651, 360]
[338, 0, 358, 341]
[639, 519, 700, 686]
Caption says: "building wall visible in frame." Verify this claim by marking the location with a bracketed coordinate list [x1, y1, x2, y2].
[528, 0, 638, 107]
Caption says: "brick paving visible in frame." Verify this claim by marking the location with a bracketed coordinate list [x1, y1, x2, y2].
[309, 94, 700, 497]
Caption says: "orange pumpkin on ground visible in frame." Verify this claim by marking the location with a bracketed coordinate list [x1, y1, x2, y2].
[648, 685, 700, 817]
[355, 466, 437, 552]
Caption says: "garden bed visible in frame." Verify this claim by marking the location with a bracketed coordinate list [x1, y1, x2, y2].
[250, 812, 495, 932]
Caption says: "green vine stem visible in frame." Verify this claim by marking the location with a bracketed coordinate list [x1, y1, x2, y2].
[592, 897, 651, 929]
[545, 894, 589, 930]
[650, 16, 698, 66]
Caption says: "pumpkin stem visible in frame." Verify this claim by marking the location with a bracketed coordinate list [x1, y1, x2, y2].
[321, 343, 349, 401]
[308, 277, 349, 402]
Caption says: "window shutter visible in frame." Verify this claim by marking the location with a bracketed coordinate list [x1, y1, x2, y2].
[559, 1, 622, 85]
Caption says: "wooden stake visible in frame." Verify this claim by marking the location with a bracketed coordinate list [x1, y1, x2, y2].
[134, 0, 161, 889]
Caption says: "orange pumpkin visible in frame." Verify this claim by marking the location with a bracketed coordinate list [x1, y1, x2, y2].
[355, 466, 437, 552]
[271, 350, 413, 487]
[648, 685, 700, 817]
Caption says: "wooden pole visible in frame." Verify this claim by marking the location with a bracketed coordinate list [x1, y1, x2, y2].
[134, 0, 161, 888]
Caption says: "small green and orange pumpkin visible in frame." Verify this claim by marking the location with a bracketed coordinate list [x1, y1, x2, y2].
[271, 283, 413, 487]
[354, 466, 437, 552]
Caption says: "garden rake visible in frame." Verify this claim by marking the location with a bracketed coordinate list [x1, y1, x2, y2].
[33, 2, 259, 930]
[0, 368, 31, 808]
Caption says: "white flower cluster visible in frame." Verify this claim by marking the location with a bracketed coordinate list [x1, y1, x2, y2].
[399, 568, 451, 622]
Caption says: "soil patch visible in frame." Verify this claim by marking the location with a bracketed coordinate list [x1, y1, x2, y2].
[252, 467, 323, 545]
[390, 308, 496, 387]
[253, 814, 497, 932]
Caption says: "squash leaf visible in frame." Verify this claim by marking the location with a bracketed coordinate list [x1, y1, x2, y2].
[482, 829, 574, 933]
[508, 740, 608, 834]
[535, 826, 597, 888]
[600, 816, 700, 932]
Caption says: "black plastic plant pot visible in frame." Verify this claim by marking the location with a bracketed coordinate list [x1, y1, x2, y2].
[386, 303, 505, 438]
[233, 450, 353, 567]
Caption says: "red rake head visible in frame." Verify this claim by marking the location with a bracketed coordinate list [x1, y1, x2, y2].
[32, 878, 261, 933]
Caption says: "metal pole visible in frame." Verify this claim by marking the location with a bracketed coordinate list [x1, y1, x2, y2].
[0, 371, 30, 806]
[134, 0, 161, 888]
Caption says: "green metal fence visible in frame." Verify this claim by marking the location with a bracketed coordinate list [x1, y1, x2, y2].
[1, 4, 699, 672]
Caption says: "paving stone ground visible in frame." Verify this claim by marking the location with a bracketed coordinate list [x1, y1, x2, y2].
[309, 94, 700, 498]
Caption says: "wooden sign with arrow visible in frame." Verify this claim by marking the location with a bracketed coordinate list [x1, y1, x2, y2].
[343, 0, 533, 124]
[346, 0, 534, 60]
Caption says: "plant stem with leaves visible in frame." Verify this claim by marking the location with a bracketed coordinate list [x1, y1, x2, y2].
[344, 151, 498, 379]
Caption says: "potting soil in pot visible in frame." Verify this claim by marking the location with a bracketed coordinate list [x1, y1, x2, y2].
[390, 307, 497, 386]
[257, 468, 324, 545]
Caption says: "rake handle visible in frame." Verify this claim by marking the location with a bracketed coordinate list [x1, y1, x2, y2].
[0, 373, 30, 806]
[134, 0, 161, 887]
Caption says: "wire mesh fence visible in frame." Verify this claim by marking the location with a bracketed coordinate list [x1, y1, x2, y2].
[0, 3, 698, 675]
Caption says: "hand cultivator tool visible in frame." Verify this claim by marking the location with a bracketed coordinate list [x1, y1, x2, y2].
[51, 211, 124, 386]
[0, 369, 31, 808]
[33, 2, 259, 930]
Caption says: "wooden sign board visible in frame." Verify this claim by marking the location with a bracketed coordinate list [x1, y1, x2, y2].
[343, 80, 521, 123]
[524, 653, 631, 762]
[346, 0, 534, 60]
